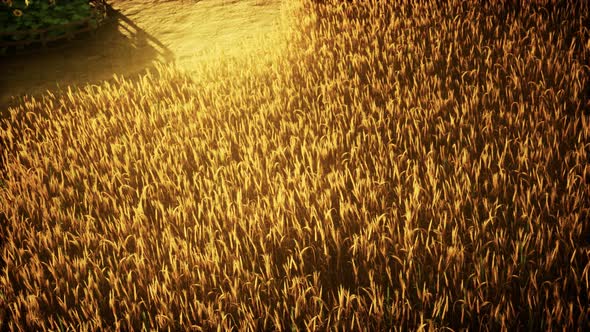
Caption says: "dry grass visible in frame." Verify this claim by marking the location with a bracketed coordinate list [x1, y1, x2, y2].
[1, 0, 589, 330]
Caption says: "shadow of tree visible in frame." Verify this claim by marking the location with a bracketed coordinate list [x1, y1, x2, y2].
[0, 3, 176, 113]
[0, 3, 183, 207]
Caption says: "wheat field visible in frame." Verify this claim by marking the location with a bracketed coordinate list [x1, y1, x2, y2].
[1, 0, 589, 330]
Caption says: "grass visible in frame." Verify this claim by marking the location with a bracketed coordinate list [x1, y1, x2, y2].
[1, 0, 589, 330]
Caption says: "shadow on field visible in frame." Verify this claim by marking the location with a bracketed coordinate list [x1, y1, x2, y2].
[0, 3, 175, 114]
[0, 4, 180, 259]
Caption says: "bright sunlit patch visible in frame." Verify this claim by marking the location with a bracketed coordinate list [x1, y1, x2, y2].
[114, 0, 295, 74]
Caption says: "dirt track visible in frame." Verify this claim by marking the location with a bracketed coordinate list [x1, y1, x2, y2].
[0, 0, 285, 111]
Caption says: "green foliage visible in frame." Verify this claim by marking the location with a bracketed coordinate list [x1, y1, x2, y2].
[0, 0, 96, 42]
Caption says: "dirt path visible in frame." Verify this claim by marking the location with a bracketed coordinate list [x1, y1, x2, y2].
[0, 0, 286, 110]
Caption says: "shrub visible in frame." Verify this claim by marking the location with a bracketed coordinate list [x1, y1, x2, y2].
[0, 0, 97, 41]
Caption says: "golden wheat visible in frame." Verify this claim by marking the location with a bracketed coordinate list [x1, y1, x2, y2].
[1, 0, 589, 330]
